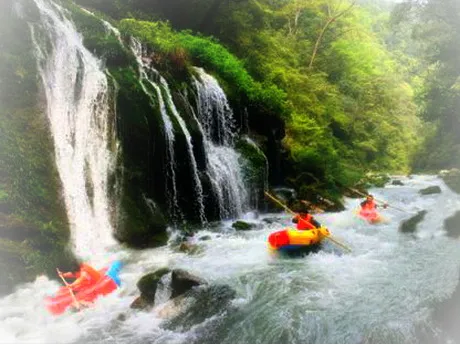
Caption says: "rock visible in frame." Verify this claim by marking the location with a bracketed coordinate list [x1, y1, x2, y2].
[117, 313, 126, 322]
[419, 186, 442, 195]
[163, 284, 237, 331]
[137, 268, 170, 303]
[399, 211, 427, 233]
[130, 296, 151, 310]
[444, 211, 460, 238]
[391, 180, 404, 186]
[440, 169, 460, 194]
[262, 217, 281, 224]
[171, 269, 207, 299]
[198, 235, 211, 241]
[178, 242, 199, 253]
[231, 221, 257, 231]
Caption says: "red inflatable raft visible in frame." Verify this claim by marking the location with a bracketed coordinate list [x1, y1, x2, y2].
[358, 209, 382, 224]
[45, 262, 121, 315]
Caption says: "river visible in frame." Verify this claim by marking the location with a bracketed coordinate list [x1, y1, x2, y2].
[1, 175, 459, 343]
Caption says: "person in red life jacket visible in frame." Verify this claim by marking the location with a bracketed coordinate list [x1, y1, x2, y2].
[292, 206, 322, 230]
[58, 263, 102, 292]
[360, 194, 388, 210]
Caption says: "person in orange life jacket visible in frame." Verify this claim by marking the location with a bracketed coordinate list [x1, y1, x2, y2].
[360, 194, 388, 210]
[292, 206, 322, 230]
[58, 263, 102, 291]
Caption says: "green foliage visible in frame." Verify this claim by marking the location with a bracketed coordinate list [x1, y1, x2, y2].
[119, 19, 289, 118]
[78, 0, 422, 197]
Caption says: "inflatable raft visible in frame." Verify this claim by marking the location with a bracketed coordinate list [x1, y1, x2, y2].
[45, 261, 122, 315]
[357, 209, 383, 224]
[267, 227, 330, 254]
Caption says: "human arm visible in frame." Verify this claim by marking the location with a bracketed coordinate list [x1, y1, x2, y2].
[311, 218, 322, 228]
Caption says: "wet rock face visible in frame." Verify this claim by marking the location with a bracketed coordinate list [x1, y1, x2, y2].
[232, 220, 257, 231]
[130, 268, 171, 309]
[171, 269, 207, 299]
[399, 211, 427, 233]
[419, 186, 442, 195]
[163, 284, 237, 332]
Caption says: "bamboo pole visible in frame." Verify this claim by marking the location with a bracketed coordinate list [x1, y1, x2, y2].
[264, 191, 352, 252]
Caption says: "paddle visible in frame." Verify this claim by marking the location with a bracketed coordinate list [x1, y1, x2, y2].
[57, 269, 81, 310]
[348, 187, 409, 214]
[264, 191, 352, 252]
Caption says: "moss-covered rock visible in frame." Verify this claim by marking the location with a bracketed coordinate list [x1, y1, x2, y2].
[231, 220, 257, 231]
[135, 268, 170, 304]
[235, 137, 268, 193]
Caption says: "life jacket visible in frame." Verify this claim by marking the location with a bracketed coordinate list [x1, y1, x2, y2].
[73, 263, 102, 290]
[295, 213, 316, 230]
[361, 200, 376, 211]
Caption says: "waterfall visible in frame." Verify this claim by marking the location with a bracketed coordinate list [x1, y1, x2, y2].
[130, 38, 182, 221]
[130, 39, 205, 223]
[29, 0, 117, 260]
[193, 68, 248, 218]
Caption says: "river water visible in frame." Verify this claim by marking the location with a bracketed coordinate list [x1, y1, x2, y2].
[1, 175, 460, 343]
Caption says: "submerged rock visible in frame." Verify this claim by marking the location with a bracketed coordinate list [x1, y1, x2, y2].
[198, 235, 211, 241]
[392, 180, 404, 186]
[163, 284, 237, 331]
[171, 269, 207, 299]
[262, 217, 281, 224]
[178, 242, 201, 254]
[399, 211, 427, 233]
[232, 220, 257, 231]
[419, 186, 442, 195]
[444, 211, 460, 238]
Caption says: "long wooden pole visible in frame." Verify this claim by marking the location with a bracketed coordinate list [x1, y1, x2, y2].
[348, 187, 409, 213]
[57, 269, 81, 310]
[264, 191, 351, 252]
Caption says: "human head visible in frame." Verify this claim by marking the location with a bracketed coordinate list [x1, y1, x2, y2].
[366, 195, 374, 202]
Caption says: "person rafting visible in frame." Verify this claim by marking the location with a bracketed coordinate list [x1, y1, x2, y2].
[292, 206, 322, 230]
[58, 263, 102, 292]
[360, 194, 388, 211]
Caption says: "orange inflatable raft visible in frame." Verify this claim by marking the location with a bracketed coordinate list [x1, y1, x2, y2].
[45, 261, 122, 315]
[267, 227, 330, 254]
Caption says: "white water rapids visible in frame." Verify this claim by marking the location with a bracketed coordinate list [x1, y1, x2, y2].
[1, 175, 460, 343]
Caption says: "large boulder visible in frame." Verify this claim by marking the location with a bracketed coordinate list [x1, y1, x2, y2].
[162, 284, 237, 331]
[171, 269, 207, 299]
[419, 186, 442, 195]
[399, 211, 427, 233]
[130, 268, 170, 309]
[232, 221, 257, 231]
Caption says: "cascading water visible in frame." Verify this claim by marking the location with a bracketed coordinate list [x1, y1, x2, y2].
[158, 76, 206, 224]
[130, 39, 206, 223]
[130, 38, 182, 221]
[193, 68, 248, 218]
[29, 0, 117, 261]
